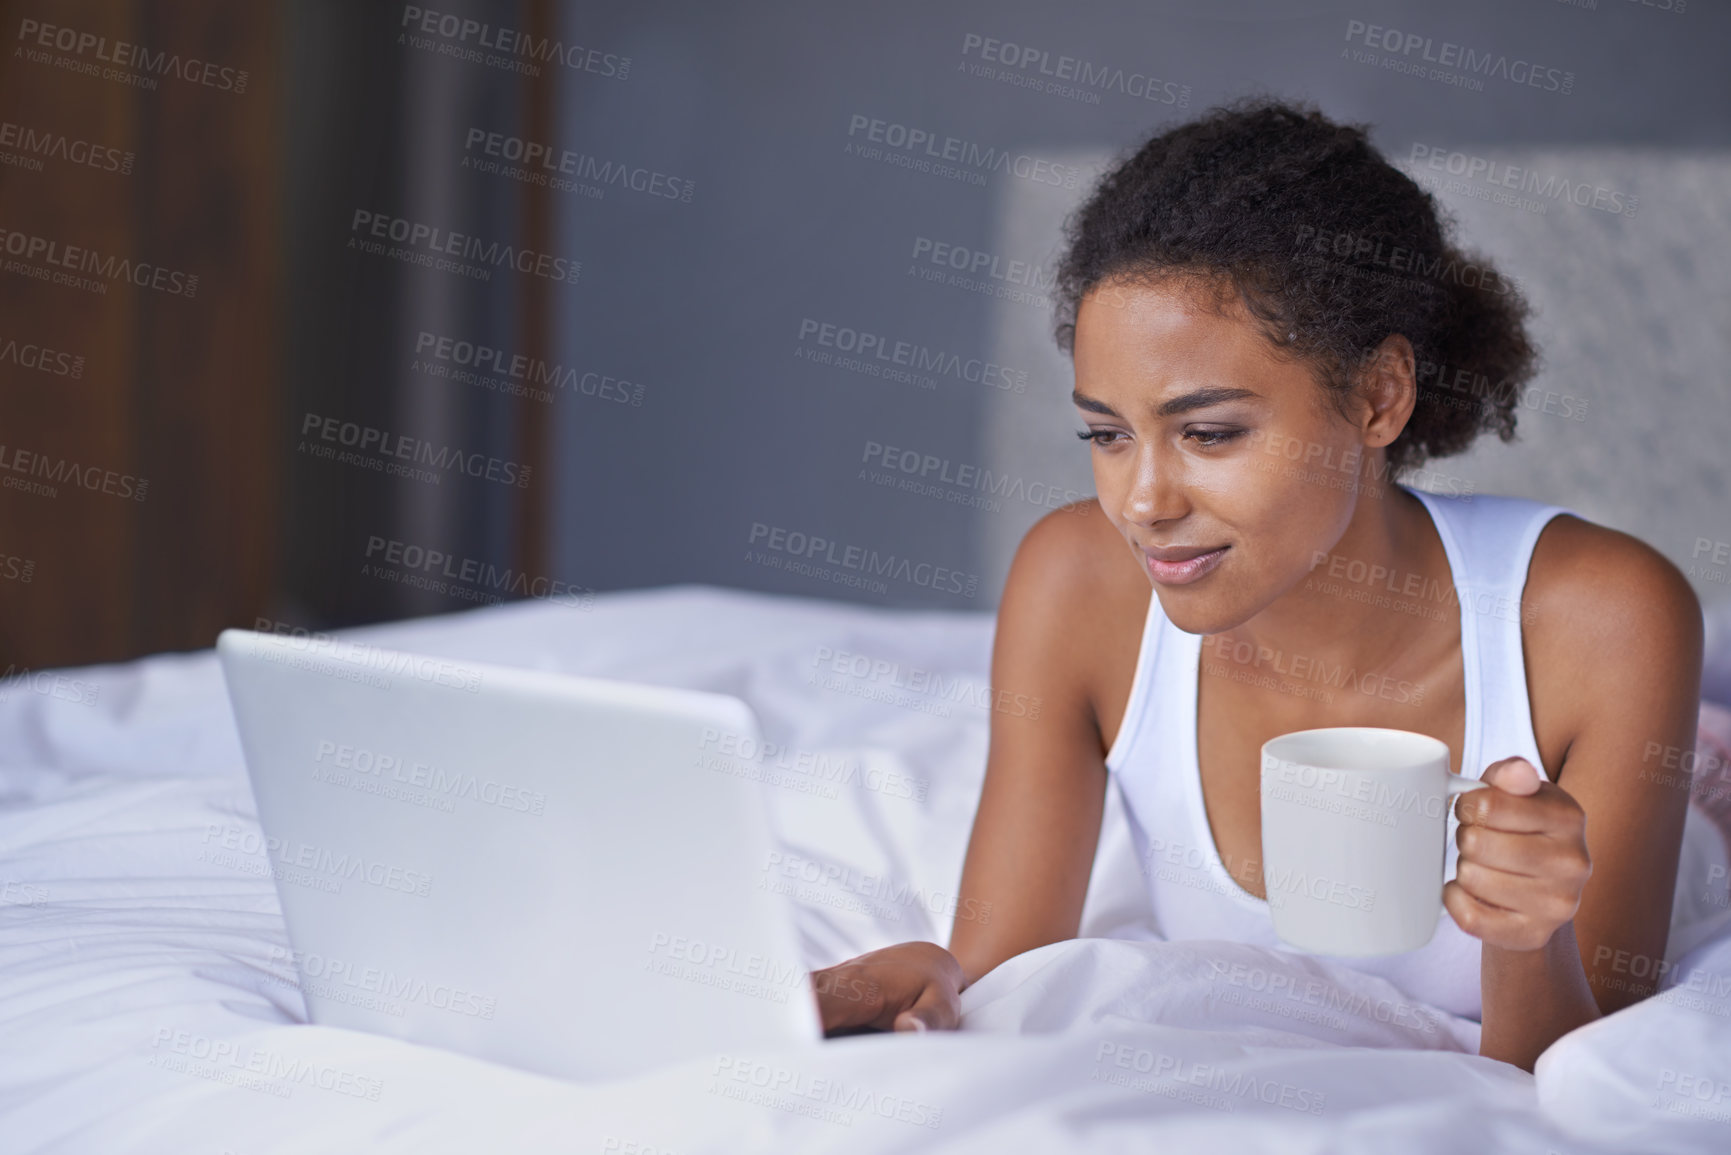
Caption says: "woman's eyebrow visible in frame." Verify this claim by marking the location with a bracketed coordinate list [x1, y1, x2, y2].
[1072, 386, 1260, 418]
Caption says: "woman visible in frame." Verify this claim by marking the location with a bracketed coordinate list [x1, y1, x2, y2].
[810, 98, 1715, 1073]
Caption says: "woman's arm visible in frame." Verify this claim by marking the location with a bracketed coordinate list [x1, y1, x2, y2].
[949, 502, 1130, 989]
[1451, 523, 1703, 1071]
[809, 503, 1131, 1031]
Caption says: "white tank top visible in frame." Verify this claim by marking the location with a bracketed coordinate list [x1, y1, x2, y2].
[1104, 484, 1575, 1022]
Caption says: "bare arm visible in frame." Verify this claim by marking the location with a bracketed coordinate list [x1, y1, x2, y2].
[948, 505, 1121, 989]
[1452, 525, 1702, 1070]
[810, 504, 1124, 1031]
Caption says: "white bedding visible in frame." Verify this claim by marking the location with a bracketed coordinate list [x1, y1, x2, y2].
[1, 584, 1728, 1154]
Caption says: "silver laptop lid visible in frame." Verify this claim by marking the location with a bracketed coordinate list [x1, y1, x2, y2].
[216, 627, 821, 1081]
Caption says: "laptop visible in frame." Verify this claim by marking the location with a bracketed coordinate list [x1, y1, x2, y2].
[215, 627, 823, 1081]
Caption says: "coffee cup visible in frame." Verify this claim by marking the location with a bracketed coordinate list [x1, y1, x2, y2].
[1259, 726, 1488, 956]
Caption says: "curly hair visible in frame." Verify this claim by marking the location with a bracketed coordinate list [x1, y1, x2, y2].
[1052, 97, 1536, 476]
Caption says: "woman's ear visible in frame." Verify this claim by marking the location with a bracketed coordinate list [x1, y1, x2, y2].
[1355, 334, 1418, 449]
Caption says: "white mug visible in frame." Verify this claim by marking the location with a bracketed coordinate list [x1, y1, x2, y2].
[1259, 726, 1488, 957]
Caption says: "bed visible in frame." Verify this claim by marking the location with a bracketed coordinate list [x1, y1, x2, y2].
[2, 584, 1728, 1154]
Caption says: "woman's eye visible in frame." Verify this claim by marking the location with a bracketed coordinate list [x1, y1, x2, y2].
[1183, 428, 1244, 448]
[1075, 429, 1124, 447]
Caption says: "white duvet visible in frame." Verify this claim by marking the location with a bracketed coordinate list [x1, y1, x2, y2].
[1, 585, 1728, 1154]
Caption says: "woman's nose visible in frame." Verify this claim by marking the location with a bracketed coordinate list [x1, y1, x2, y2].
[1119, 443, 1187, 527]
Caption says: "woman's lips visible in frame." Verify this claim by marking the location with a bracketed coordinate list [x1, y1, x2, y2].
[1144, 546, 1228, 585]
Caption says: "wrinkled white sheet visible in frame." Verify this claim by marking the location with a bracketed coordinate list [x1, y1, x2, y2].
[1, 584, 1728, 1154]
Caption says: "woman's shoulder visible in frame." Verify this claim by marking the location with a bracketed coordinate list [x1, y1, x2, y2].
[1000, 500, 1152, 736]
[1522, 511, 1704, 749]
[1525, 511, 1701, 634]
[1007, 498, 1151, 614]
[1418, 486, 1700, 629]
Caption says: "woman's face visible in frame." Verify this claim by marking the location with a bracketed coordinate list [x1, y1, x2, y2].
[1072, 276, 1385, 636]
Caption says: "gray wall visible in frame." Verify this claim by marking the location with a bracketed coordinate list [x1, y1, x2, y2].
[543, 0, 1731, 616]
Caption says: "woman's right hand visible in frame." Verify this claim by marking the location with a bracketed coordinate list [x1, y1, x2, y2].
[809, 941, 965, 1035]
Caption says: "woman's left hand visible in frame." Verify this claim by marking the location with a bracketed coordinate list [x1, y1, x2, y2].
[1444, 756, 1594, 951]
